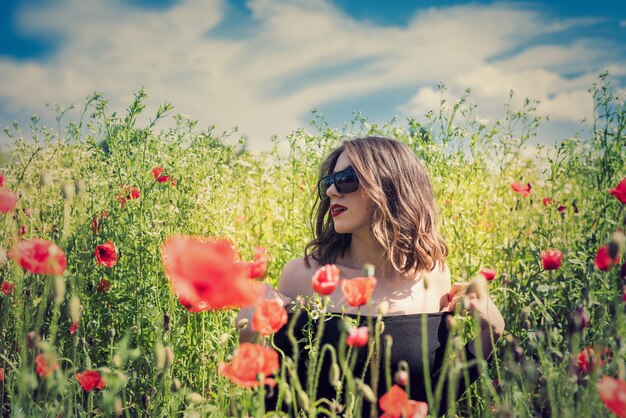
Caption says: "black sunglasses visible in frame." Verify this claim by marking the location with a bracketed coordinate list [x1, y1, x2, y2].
[317, 167, 360, 200]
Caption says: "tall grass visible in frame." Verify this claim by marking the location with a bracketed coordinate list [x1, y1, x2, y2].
[0, 72, 624, 416]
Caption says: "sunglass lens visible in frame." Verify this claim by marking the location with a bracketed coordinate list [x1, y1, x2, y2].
[334, 170, 358, 194]
[318, 176, 332, 199]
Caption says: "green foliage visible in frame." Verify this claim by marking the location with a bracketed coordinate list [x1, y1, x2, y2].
[0, 73, 625, 417]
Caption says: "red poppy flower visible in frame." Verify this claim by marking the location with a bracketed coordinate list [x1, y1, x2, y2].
[169, 178, 177, 187]
[542, 198, 555, 206]
[540, 249, 563, 270]
[609, 178, 626, 204]
[0, 367, 4, 382]
[20, 225, 27, 235]
[311, 264, 341, 295]
[218, 343, 279, 388]
[76, 370, 106, 391]
[2, 282, 14, 295]
[252, 299, 288, 336]
[97, 278, 111, 293]
[511, 182, 532, 197]
[0, 173, 4, 187]
[341, 277, 377, 307]
[346, 326, 368, 348]
[95, 241, 118, 268]
[152, 167, 170, 183]
[70, 322, 78, 335]
[599, 376, 626, 417]
[239, 246, 269, 280]
[9, 239, 67, 276]
[161, 236, 263, 312]
[0, 189, 18, 213]
[578, 346, 610, 374]
[479, 268, 497, 281]
[116, 185, 140, 207]
[35, 353, 58, 378]
[595, 246, 620, 272]
[379, 384, 428, 418]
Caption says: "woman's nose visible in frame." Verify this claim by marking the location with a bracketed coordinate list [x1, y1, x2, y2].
[326, 182, 340, 198]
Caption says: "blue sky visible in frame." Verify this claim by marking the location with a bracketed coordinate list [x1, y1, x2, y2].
[0, 0, 625, 151]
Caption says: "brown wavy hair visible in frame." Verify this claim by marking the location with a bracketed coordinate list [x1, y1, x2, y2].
[304, 136, 448, 274]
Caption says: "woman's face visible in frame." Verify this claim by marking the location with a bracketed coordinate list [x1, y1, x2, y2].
[326, 152, 372, 235]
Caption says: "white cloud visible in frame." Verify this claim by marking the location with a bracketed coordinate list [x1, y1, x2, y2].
[0, 0, 623, 150]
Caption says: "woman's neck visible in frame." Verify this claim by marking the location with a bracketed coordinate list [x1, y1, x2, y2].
[343, 230, 395, 278]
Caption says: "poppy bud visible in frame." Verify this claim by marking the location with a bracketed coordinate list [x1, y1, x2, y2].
[237, 318, 249, 329]
[54, 276, 66, 304]
[154, 343, 166, 370]
[296, 390, 310, 410]
[377, 301, 389, 315]
[69, 295, 81, 324]
[61, 183, 74, 200]
[114, 398, 123, 417]
[282, 384, 292, 405]
[39, 171, 51, 188]
[26, 331, 40, 349]
[356, 379, 376, 403]
[74, 179, 86, 195]
[186, 393, 203, 404]
[171, 378, 181, 392]
[329, 363, 340, 387]
[164, 347, 174, 369]
[163, 312, 170, 333]
[568, 306, 590, 335]
[609, 230, 626, 257]
[394, 370, 409, 386]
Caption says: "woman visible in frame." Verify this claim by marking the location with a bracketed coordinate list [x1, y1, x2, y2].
[239, 136, 504, 416]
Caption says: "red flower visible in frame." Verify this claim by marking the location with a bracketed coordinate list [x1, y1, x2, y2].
[479, 268, 497, 281]
[70, 322, 78, 335]
[0, 189, 18, 213]
[152, 167, 170, 183]
[346, 326, 368, 348]
[161, 236, 262, 312]
[2, 282, 14, 295]
[542, 198, 555, 206]
[0, 367, 4, 382]
[218, 343, 279, 388]
[35, 353, 58, 378]
[252, 299, 288, 336]
[578, 346, 610, 374]
[557, 205, 567, 213]
[9, 239, 67, 276]
[599, 376, 626, 418]
[0, 173, 4, 187]
[91, 211, 107, 234]
[541, 249, 563, 270]
[240, 246, 269, 280]
[95, 241, 118, 268]
[379, 384, 428, 418]
[97, 278, 111, 293]
[595, 246, 620, 272]
[76, 370, 106, 391]
[609, 178, 626, 204]
[511, 182, 532, 197]
[341, 276, 377, 307]
[169, 178, 177, 187]
[116, 185, 140, 207]
[311, 264, 340, 295]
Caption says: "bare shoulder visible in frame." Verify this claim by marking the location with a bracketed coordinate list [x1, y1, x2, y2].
[423, 262, 452, 311]
[277, 257, 319, 299]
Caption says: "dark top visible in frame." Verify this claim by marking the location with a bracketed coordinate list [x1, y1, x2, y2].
[265, 311, 483, 417]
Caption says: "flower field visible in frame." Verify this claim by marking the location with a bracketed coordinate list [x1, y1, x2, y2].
[0, 73, 625, 417]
